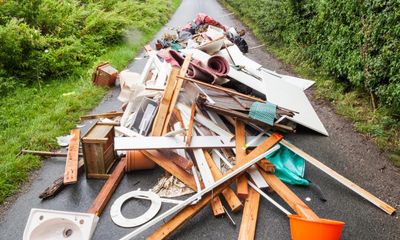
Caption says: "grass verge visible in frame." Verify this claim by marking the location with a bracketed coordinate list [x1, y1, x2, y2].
[0, 0, 181, 204]
[220, 0, 400, 167]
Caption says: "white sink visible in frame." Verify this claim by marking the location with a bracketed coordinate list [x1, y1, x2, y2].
[23, 208, 98, 240]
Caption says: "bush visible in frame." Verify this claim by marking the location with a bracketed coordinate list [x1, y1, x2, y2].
[0, 0, 173, 95]
[223, 0, 400, 114]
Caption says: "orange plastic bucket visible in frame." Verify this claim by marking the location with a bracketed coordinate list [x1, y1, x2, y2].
[289, 214, 345, 240]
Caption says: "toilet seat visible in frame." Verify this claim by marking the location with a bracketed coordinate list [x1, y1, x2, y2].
[110, 190, 162, 228]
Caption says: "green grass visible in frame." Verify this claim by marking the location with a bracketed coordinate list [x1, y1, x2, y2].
[220, 0, 400, 167]
[0, 0, 181, 203]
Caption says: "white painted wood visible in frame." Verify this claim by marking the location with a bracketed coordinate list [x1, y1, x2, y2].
[247, 165, 269, 189]
[119, 147, 273, 240]
[115, 126, 141, 137]
[192, 147, 215, 187]
[248, 181, 291, 215]
[259, 70, 328, 136]
[218, 45, 262, 70]
[176, 103, 234, 139]
[114, 135, 283, 151]
[261, 68, 315, 90]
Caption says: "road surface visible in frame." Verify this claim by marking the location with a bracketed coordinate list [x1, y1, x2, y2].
[0, 0, 399, 239]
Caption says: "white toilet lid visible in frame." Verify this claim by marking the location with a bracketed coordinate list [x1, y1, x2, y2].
[110, 190, 162, 228]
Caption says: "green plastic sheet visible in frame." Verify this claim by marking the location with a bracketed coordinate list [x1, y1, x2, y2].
[266, 144, 309, 186]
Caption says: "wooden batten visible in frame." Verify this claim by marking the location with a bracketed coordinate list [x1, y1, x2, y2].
[280, 139, 396, 215]
[63, 129, 80, 184]
[151, 67, 180, 136]
[258, 166, 319, 220]
[235, 119, 249, 198]
[238, 187, 260, 240]
[204, 150, 243, 212]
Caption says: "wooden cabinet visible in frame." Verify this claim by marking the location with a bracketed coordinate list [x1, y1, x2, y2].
[82, 123, 116, 179]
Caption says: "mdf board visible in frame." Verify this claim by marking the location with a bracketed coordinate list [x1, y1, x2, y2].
[82, 123, 116, 179]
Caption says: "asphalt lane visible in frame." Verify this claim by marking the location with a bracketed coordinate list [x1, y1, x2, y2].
[0, 0, 399, 239]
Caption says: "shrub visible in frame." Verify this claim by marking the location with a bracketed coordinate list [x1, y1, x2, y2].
[223, 0, 400, 114]
[0, 0, 175, 95]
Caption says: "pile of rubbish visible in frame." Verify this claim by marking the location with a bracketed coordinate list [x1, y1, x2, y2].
[21, 13, 395, 240]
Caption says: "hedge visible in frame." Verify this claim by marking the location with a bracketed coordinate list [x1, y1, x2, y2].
[0, 0, 175, 95]
[223, 0, 400, 115]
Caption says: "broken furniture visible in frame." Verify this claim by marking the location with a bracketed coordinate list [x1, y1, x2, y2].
[82, 123, 116, 179]
[92, 62, 118, 87]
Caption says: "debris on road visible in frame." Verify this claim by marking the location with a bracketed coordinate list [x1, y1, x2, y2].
[22, 13, 396, 240]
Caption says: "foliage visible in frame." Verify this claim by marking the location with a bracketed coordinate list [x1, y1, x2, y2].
[0, 0, 181, 203]
[0, 0, 175, 95]
[222, 0, 400, 115]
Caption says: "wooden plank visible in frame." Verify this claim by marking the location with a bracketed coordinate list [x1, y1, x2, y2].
[280, 139, 396, 215]
[236, 119, 248, 198]
[80, 111, 123, 121]
[63, 129, 80, 184]
[192, 147, 225, 216]
[258, 166, 319, 220]
[158, 149, 193, 171]
[87, 159, 126, 216]
[21, 149, 83, 158]
[186, 102, 196, 146]
[148, 179, 234, 240]
[211, 195, 225, 216]
[161, 53, 192, 135]
[151, 68, 179, 136]
[141, 150, 198, 191]
[145, 135, 282, 239]
[176, 103, 234, 139]
[257, 159, 275, 173]
[177, 75, 264, 103]
[115, 135, 277, 150]
[236, 175, 249, 199]
[204, 150, 243, 212]
[238, 187, 260, 240]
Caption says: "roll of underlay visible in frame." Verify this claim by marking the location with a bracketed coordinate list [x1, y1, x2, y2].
[206, 55, 230, 77]
[186, 60, 215, 83]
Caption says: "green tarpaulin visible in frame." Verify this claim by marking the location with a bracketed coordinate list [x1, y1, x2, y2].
[266, 144, 309, 186]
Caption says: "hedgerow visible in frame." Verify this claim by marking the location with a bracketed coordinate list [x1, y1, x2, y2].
[0, 0, 173, 95]
[223, 0, 400, 115]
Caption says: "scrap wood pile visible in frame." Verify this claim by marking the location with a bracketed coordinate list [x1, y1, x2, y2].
[22, 13, 396, 240]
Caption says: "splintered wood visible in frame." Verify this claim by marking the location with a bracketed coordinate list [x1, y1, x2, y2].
[63, 129, 80, 184]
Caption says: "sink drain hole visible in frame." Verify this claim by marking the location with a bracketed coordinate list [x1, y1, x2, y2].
[63, 228, 73, 238]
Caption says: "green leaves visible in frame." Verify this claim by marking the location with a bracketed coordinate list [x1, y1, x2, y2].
[225, 0, 400, 115]
[0, 0, 176, 95]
